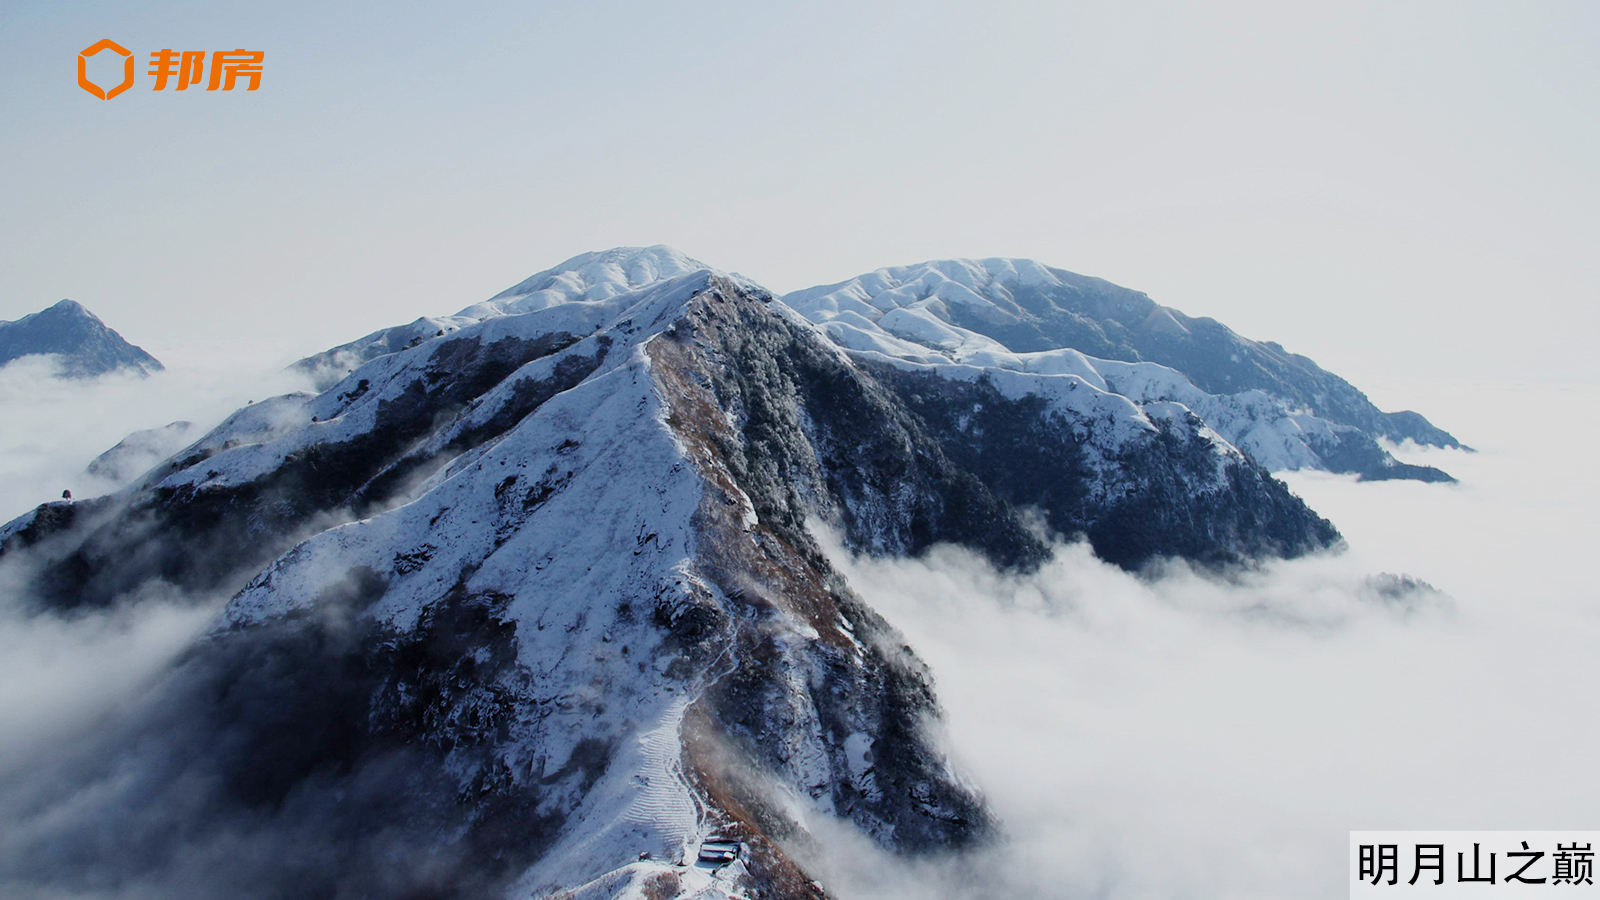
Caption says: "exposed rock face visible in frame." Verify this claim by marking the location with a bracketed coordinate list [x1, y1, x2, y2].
[0, 257, 1340, 899]
[0, 299, 163, 377]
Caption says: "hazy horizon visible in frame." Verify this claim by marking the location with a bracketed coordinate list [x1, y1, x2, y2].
[4, 1, 1598, 391]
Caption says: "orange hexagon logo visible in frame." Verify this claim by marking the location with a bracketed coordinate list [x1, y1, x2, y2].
[78, 39, 134, 99]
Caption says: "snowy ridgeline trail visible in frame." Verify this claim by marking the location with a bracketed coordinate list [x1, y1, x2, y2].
[165, 270, 841, 897]
[521, 648, 756, 900]
[219, 275, 753, 894]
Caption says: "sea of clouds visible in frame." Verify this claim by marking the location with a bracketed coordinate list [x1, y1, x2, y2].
[810, 379, 1600, 898]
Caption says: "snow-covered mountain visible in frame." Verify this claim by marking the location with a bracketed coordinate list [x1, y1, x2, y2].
[786, 258, 1463, 481]
[0, 299, 163, 377]
[1, 246, 1408, 898]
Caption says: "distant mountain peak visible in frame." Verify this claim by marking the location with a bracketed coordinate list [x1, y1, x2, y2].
[0, 299, 163, 378]
[47, 298, 93, 315]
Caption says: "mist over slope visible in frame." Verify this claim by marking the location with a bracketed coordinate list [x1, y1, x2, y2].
[0, 353, 312, 518]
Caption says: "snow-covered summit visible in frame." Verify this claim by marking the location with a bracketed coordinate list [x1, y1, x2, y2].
[457, 245, 715, 319]
[785, 256, 1147, 325]
[294, 247, 1459, 482]
[294, 247, 719, 386]
[795, 287, 1453, 482]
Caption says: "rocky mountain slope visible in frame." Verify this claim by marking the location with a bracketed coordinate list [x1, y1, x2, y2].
[0, 249, 1346, 899]
[0, 299, 163, 377]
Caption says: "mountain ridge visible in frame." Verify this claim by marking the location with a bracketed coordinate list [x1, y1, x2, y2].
[293, 246, 1461, 486]
[784, 256, 1465, 451]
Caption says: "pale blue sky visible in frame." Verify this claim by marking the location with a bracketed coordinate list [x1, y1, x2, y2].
[3, 1, 1597, 393]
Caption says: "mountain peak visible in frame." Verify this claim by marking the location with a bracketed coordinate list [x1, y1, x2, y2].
[294, 247, 727, 386]
[784, 256, 1149, 321]
[0, 299, 162, 378]
[459, 245, 717, 319]
[46, 298, 96, 317]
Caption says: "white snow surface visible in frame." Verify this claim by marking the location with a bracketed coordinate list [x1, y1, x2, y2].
[459, 246, 715, 320]
[294, 248, 717, 389]
[781, 257, 1148, 325]
[84, 420, 201, 485]
[298, 315, 480, 386]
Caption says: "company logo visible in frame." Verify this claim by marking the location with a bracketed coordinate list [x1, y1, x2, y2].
[77, 41, 264, 98]
[77, 39, 134, 99]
